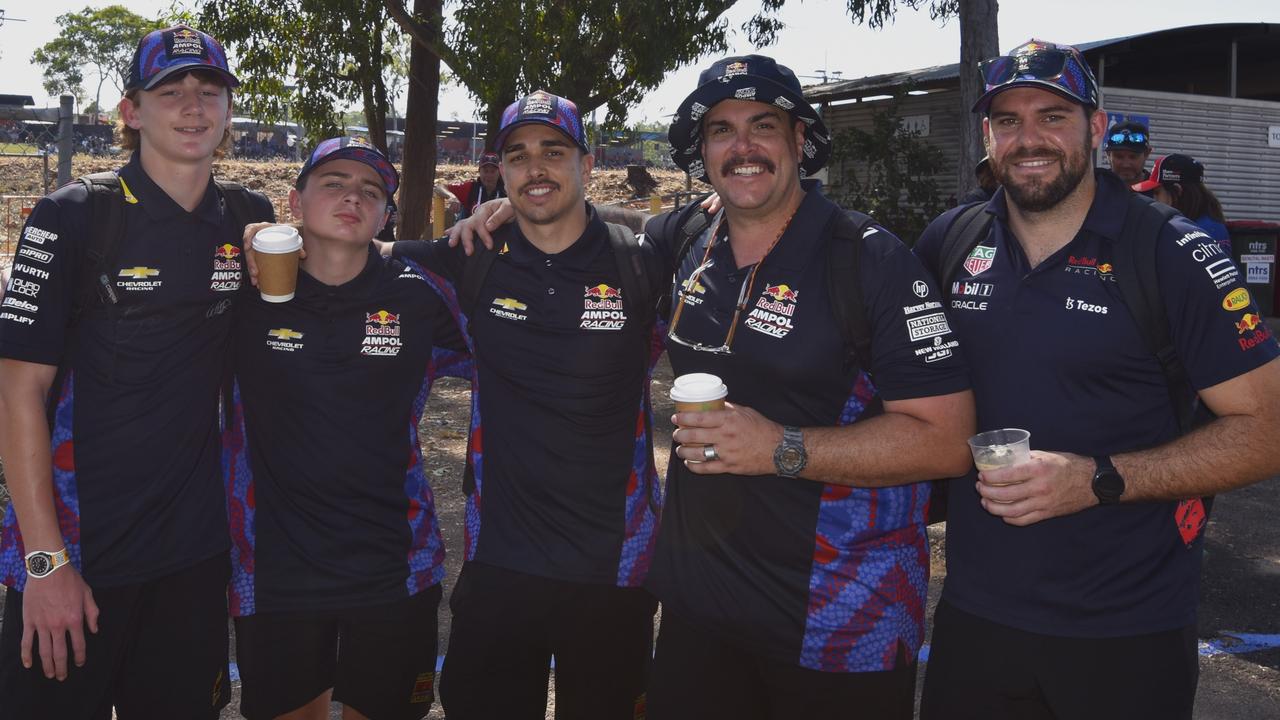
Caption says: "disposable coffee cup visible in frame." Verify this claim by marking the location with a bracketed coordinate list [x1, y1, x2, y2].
[254, 225, 303, 303]
[670, 373, 728, 413]
[968, 428, 1031, 471]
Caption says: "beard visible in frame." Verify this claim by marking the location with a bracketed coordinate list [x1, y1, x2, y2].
[996, 134, 1092, 213]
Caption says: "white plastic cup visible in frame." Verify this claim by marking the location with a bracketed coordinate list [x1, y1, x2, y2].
[254, 225, 303, 303]
[968, 428, 1032, 471]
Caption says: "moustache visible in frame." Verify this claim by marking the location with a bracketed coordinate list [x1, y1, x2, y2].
[721, 155, 776, 176]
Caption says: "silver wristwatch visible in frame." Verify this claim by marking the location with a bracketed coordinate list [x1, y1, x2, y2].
[773, 426, 807, 478]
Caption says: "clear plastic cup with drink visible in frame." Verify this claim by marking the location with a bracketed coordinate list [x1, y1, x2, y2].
[968, 428, 1031, 471]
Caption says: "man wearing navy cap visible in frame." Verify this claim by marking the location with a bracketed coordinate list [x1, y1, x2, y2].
[0, 24, 272, 719]
[915, 39, 1280, 718]
[228, 137, 465, 720]
[387, 90, 664, 719]
[642, 54, 975, 718]
[1103, 119, 1151, 185]
[435, 151, 506, 220]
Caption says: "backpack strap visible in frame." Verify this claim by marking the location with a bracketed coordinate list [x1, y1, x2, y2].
[656, 198, 716, 322]
[938, 202, 993, 297]
[214, 179, 264, 229]
[75, 172, 128, 326]
[605, 221, 658, 330]
[1112, 193, 1199, 433]
[458, 243, 500, 319]
[824, 209, 878, 376]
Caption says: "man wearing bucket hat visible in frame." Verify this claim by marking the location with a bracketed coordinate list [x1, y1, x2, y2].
[914, 39, 1280, 718]
[227, 137, 466, 720]
[641, 54, 975, 717]
[435, 151, 506, 220]
[0, 24, 273, 718]
[381, 90, 665, 719]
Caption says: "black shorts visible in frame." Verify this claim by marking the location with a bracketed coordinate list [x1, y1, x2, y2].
[920, 598, 1199, 720]
[234, 584, 442, 720]
[0, 551, 231, 720]
[646, 608, 916, 720]
[439, 562, 657, 720]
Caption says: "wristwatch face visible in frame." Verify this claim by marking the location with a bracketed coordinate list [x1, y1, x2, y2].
[27, 553, 52, 577]
[779, 446, 804, 472]
[1094, 471, 1124, 503]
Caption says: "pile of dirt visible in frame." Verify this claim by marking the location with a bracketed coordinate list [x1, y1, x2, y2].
[0, 156, 696, 209]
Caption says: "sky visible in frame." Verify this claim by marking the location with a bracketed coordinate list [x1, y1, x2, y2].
[1, 0, 1276, 126]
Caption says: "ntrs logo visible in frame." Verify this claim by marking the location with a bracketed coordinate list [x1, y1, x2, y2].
[762, 284, 799, 303]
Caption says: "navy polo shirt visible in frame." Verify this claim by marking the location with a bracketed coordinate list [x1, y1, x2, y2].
[643, 186, 970, 672]
[915, 170, 1280, 637]
[226, 247, 466, 615]
[392, 206, 663, 587]
[0, 152, 274, 590]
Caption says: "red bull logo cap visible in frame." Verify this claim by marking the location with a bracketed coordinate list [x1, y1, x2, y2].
[297, 136, 400, 209]
[127, 25, 239, 92]
[493, 91, 588, 154]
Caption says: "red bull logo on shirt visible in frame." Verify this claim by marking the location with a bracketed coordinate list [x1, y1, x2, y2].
[1236, 313, 1274, 352]
[747, 281, 800, 339]
[211, 243, 243, 291]
[362, 309, 403, 356]
[581, 283, 626, 330]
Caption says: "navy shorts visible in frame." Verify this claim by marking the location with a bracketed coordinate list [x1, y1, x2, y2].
[0, 551, 231, 720]
[234, 584, 442, 720]
[439, 562, 656, 720]
[920, 598, 1198, 720]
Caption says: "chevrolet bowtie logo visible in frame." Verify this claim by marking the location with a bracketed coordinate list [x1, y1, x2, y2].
[492, 297, 527, 311]
[268, 328, 304, 340]
[118, 267, 160, 279]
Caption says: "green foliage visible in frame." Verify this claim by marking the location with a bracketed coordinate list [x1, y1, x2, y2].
[198, 0, 408, 150]
[747, 0, 957, 44]
[31, 6, 164, 112]
[830, 98, 947, 246]
[388, 0, 737, 133]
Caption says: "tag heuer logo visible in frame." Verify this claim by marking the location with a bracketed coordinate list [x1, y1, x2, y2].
[268, 328, 304, 340]
[963, 246, 996, 277]
[118, 267, 160, 279]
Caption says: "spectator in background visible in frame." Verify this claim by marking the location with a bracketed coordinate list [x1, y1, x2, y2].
[434, 152, 506, 220]
[1104, 120, 1151, 185]
[959, 155, 999, 204]
[1133, 153, 1231, 253]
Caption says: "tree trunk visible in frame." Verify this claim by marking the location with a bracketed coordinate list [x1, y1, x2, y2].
[956, 0, 1000, 200]
[398, 0, 443, 241]
[364, 26, 390, 155]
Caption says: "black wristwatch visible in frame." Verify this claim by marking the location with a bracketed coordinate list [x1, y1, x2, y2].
[1092, 455, 1125, 505]
[773, 426, 808, 478]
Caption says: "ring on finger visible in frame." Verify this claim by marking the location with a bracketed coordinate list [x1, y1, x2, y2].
[703, 445, 720, 462]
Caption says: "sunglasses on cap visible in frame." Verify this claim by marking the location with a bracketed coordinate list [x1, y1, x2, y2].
[1108, 130, 1147, 146]
[979, 48, 1096, 106]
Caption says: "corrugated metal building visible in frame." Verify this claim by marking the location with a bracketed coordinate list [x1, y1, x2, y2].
[805, 23, 1280, 222]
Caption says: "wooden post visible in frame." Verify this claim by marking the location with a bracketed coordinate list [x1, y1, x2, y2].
[432, 195, 446, 238]
[650, 195, 662, 215]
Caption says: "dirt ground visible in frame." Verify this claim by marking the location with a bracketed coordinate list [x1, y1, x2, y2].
[0, 156, 690, 209]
